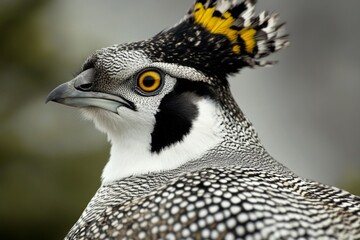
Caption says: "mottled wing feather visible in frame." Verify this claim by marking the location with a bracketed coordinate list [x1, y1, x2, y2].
[70, 167, 360, 239]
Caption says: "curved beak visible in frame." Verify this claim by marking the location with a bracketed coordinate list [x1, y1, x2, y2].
[46, 69, 135, 113]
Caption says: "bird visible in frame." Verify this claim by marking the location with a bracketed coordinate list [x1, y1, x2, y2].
[46, 0, 360, 239]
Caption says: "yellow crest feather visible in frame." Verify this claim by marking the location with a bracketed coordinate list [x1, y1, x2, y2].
[193, 2, 257, 55]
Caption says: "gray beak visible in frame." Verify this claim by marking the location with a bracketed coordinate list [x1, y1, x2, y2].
[46, 68, 135, 113]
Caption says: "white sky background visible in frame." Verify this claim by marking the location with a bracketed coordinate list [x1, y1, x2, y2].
[40, 0, 360, 186]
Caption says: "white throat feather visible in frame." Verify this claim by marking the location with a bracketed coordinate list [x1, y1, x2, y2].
[82, 98, 223, 184]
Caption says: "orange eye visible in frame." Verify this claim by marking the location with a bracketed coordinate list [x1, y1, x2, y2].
[137, 70, 162, 93]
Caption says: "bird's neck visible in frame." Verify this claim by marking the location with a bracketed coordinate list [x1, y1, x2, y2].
[100, 90, 291, 184]
[101, 98, 224, 184]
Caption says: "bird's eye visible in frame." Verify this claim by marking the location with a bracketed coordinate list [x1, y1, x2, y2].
[136, 69, 163, 95]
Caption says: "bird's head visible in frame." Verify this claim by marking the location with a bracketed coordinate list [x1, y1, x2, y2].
[47, 0, 288, 183]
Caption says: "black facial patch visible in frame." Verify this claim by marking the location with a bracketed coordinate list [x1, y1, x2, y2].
[150, 79, 214, 154]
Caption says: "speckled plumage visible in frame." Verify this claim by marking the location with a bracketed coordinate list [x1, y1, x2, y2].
[69, 167, 360, 239]
[46, 0, 360, 239]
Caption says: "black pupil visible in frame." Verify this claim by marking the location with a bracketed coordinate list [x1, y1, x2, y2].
[143, 75, 156, 87]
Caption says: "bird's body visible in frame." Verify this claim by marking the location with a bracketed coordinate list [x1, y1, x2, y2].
[47, 0, 360, 239]
[70, 167, 360, 239]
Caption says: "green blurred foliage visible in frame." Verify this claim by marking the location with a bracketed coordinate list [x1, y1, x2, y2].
[339, 168, 360, 196]
[0, 1, 107, 239]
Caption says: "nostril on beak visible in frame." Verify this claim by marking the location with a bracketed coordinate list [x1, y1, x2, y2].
[74, 68, 95, 91]
[76, 83, 93, 91]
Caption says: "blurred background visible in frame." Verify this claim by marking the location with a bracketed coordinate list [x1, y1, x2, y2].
[1, 0, 359, 239]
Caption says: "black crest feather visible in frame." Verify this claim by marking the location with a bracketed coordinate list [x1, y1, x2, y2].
[143, 0, 289, 79]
